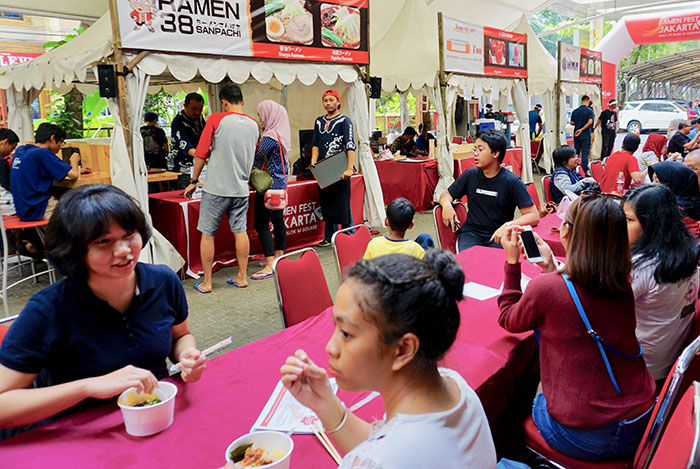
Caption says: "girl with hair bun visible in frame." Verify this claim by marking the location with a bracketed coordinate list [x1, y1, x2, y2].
[280, 251, 497, 468]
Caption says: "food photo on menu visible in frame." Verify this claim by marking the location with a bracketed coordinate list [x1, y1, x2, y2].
[509, 43, 523, 67]
[320, 3, 361, 49]
[488, 38, 506, 65]
[264, 0, 314, 45]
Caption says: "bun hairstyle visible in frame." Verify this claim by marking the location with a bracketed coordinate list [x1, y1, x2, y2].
[347, 250, 464, 367]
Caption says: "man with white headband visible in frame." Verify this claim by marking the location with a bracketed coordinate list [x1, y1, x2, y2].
[594, 99, 618, 159]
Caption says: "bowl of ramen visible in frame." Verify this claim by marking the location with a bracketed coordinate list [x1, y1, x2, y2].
[225, 431, 294, 468]
[265, 0, 313, 45]
[320, 3, 361, 49]
[117, 381, 178, 437]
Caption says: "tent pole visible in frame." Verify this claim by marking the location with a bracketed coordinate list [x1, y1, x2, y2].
[437, 13, 448, 143]
[555, 41, 562, 146]
[109, 0, 133, 167]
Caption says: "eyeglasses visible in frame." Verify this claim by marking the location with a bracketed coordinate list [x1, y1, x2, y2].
[580, 189, 624, 204]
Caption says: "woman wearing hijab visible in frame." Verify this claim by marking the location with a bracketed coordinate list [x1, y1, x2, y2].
[667, 118, 681, 142]
[648, 161, 700, 232]
[637, 133, 667, 171]
[251, 100, 291, 280]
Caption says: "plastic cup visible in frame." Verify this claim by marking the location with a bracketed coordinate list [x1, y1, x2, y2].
[225, 431, 294, 469]
[117, 381, 178, 437]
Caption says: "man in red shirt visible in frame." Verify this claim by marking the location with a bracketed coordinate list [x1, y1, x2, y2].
[600, 133, 646, 193]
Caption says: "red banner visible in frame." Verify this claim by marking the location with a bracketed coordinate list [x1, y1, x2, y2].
[625, 11, 700, 44]
[602, 60, 617, 103]
[579, 48, 602, 84]
[483, 26, 527, 78]
[0, 51, 41, 67]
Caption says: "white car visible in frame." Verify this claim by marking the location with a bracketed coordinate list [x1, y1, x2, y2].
[619, 100, 687, 134]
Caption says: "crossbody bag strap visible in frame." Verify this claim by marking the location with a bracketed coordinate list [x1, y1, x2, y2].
[562, 274, 641, 395]
[274, 131, 287, 186]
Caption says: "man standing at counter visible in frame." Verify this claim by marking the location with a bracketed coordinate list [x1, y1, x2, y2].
[311, 88, 356, 247]
[570, 95, 595, 174]
[171, 92, 206, 174]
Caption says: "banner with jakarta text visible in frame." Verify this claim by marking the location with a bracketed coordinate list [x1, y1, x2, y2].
[0, 51, 41, 66]
[116, 0, 368, 64]
[625, 10, 700, 44]
[442, 17, 526, 78]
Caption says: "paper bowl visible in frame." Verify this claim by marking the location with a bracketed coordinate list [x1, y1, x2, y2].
[117, 381, 178, 437]
[225, 431, 294, 469]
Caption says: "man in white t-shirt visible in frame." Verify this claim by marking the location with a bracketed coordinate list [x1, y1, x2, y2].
[185, 84, 259, 293]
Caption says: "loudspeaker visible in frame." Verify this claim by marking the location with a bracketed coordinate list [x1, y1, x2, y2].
[97, 64, 117, 98]
[369, 76, 382, 99]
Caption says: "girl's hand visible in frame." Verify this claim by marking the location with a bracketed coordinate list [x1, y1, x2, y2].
[280, 349, 335, 413]
[178, 347, 206, 383]
[83, 365, 157, 399]
[518, 232, 556, 272]
[501, 226, 522, 264]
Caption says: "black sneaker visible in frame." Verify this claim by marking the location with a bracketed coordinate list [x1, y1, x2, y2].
[317, 240, 332, 247]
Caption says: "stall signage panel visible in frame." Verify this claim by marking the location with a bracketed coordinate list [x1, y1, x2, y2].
[116, 0, 368, 64]
[483, 26, 527, 78]
[442, 16, 484, 75]
[559, 43, 580, 82]
[579, 47, 602, 84]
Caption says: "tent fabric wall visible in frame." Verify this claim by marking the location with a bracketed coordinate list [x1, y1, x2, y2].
[511, 80, 534, 183]
[425, 85, 454, 200]
[6, 88, 38, 143]
[348, 80, 386, 226]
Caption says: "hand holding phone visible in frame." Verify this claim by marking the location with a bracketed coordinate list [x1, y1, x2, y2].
[519, 226, 544, 264]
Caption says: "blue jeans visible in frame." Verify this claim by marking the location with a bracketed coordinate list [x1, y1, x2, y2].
[324, 209, 353, 242]
[574, 138, 591, 172]
[532, 393, 652, 461]
[415, 233, 435, 249]
[457, 229, 501, 252]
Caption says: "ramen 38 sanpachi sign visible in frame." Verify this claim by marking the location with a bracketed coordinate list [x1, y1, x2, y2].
[116, 0, 368, 64]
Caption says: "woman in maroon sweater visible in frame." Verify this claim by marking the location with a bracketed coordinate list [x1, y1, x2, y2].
[498, 195, 655, 461]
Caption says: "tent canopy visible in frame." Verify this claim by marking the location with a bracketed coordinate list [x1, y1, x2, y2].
[0, 0, 107, 21]
[513, 15, 557, 97]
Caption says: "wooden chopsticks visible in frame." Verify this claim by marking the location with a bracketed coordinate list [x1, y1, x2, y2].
[313, 421, 342, 465]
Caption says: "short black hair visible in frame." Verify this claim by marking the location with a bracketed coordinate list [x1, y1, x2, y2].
[418, 123, 425, 132]
[220, 83, 243, 104]
[622, 133, 641, 152]
[35, 122, 66, 144]
[553, 145, 576, 167]
[476, 130, 507, 163]
[0, 128, 19, 144]
[144, 111, 158, 123]
[45, 185, 152, 279]
[348, 251, 463, 368]
[403, 126, 417, 137]
[691, 118, 699, 126]
[184, 92, 204, 105]
[581, 95, 591, 103]
[386, 198, 415, 232]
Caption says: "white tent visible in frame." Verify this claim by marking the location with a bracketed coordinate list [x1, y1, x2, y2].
[0, 0, 107, 21]
[0, 12, 386, 272]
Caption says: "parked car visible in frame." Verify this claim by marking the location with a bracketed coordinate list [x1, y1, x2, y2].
[619, 99, 687, 133]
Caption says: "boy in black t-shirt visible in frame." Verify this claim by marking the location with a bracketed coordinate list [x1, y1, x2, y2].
[594, 99, 618, 159]
[439, 130, 539, 252]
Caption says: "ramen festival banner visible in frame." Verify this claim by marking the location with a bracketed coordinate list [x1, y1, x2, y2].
[116, 0, 368, 64]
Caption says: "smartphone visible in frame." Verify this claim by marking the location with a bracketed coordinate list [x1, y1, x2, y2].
[453, 220, 461, 233]
[519, 226, 544, 263]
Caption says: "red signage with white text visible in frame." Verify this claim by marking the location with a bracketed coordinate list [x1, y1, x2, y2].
[579, 47, 602, 84]
[483, 26, 527, 78]
[625, 10, 700, 44]
[0, 51, 41, 67]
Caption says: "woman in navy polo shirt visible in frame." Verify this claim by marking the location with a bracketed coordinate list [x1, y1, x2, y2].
[0, 185, 206, 436]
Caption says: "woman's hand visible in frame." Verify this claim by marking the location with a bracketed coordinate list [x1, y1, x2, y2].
[501, 226, 522, 264]
[83, 365, 157, 399]
[178, 347, 206, 383]
[280, 349, 335, 413]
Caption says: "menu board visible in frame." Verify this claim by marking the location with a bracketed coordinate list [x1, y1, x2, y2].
[116, 0, 368, 64]
[559, 43, 602, 84]
[442, 16, 527, 78]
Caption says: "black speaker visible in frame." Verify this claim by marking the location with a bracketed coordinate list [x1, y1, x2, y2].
[97, 64, 117, 98]
[369, 76, 382, 99]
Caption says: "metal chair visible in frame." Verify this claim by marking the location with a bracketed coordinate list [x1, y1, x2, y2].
[0, 314, 17, 346]
[272, 248, 333, 328]
[331, 224, 371, 279]
[542, 176, 554, 203]
[1, 215, 55, 317]
[432, 202, 467, 253]
[526, 182, 541, 208]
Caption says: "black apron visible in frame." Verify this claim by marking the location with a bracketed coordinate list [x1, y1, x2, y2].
[319, 178, 351, 225]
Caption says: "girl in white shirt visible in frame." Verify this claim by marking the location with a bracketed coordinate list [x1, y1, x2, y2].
[624, 184, 700, 382]
[279, 251, 497, 468]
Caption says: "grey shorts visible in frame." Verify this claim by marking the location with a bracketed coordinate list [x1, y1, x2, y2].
[197, 192, 249, 235]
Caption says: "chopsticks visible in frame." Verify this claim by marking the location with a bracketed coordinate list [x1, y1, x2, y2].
[169, 336, 232, 373]
[313, 421, 342, 465]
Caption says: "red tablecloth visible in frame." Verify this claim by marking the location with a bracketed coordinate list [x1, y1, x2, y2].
[533, 213, 566, 257]
[1, 247, 540, 467]
[453, 148, 523, 181]
[149, 175, 365, 277]
[374, 159, 438, 211]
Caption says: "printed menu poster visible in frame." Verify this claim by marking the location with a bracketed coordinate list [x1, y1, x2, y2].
[579, 47, 602, 84]
[117, 0, 368, 64]
[442, 16, 484, 75]
[483, 26, 527, 78]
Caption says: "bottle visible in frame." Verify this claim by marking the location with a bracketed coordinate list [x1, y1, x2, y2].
[616, 172, 625, 194]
